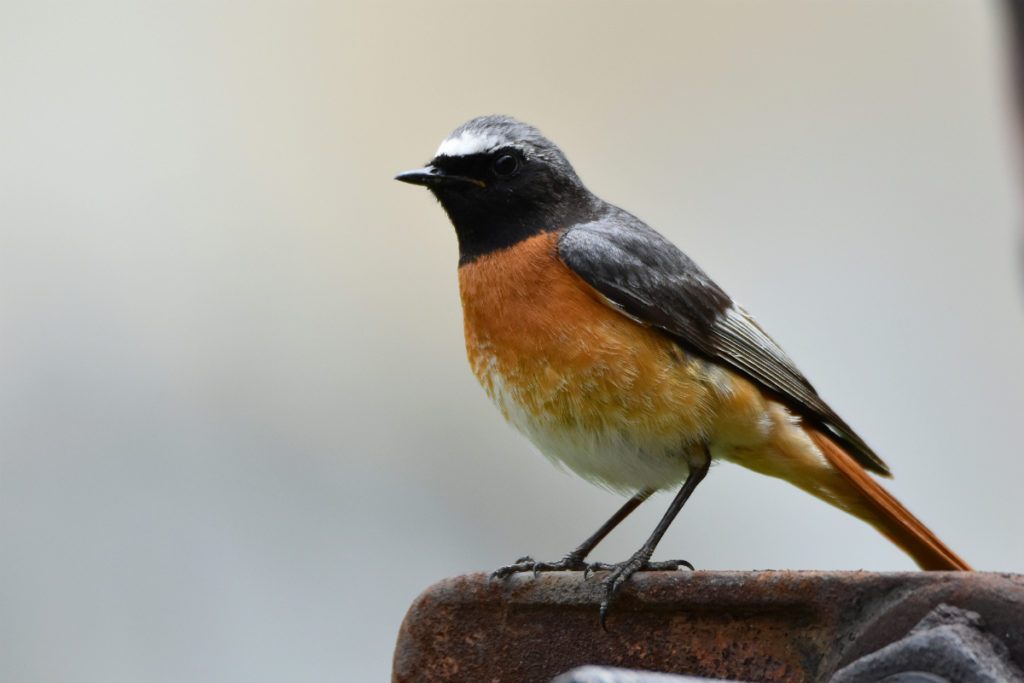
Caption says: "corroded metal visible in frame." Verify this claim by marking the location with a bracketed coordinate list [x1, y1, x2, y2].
[391, 571, 1024, 683]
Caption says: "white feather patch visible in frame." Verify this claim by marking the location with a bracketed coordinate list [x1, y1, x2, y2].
[435, 130, 505, 158]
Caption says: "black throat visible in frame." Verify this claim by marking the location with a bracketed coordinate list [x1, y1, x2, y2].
[433, 181, 601, 265]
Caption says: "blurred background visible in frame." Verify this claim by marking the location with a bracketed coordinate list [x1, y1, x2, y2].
[2, 1, 1023, 681]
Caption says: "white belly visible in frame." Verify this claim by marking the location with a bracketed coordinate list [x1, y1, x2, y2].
[486, 370, 707, 494]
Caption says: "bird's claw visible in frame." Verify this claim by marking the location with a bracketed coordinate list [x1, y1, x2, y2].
[586, 553, 694, 630]
[491, 550, 694, 629]
[584, 558, 692, 576]
[490, 552, 589, 582]
[643, 559, 695, 571]
[489, 556, 537, 583]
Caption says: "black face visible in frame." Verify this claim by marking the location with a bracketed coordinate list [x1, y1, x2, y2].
[414, 146, 598, 264]
[430, 146, 525, 188]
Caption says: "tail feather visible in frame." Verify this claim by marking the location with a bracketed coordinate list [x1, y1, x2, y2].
[806, 429, 972, 571]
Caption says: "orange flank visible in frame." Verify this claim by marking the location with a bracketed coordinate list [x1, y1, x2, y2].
[458, 231, 719, 491]
[458, 231, 711, 433]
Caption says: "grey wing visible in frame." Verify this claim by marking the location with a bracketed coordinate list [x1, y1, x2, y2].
[558, 214, 889, 476]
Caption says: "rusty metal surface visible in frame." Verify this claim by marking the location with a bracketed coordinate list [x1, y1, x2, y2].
[391, 571, 1024, 683]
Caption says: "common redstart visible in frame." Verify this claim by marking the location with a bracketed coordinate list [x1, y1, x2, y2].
[396, 115, 971, 622]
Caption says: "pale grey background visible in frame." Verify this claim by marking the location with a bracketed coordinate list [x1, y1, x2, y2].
[2, 2, 1022, 681]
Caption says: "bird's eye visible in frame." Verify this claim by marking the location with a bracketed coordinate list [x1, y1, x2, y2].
[491, 153, 520, 178]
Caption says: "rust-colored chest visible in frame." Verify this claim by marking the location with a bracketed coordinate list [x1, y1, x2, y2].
[458, 232, 619, 388]
[456, 232, 711, 436]
[454, 232, 772, 492]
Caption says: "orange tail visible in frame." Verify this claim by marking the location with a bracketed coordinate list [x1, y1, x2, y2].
[806, 429, 971, 571]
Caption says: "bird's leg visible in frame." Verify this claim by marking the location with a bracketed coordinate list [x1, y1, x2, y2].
[594, 451, 711, 628]
[490, 490, 653, 580]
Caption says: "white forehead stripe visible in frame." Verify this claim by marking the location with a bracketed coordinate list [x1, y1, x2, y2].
[435, 130, 505, 158]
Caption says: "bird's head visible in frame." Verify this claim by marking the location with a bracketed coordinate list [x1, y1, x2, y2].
[397, 115, 597, 263]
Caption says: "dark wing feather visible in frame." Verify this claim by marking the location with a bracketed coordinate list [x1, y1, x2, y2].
[557, 211, 890, 476]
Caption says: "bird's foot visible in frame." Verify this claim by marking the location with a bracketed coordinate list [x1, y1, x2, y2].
[583, 558, 693, 578]
[586, 551, 694, 629]
[489, 552, 589, 582]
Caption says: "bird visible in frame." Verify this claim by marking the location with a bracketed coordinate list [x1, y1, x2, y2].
[395, 115, 972, 623]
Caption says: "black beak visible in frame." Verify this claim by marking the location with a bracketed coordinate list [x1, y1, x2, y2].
[395, 165, 485, 188]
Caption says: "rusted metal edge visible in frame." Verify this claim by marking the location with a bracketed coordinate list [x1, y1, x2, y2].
[392, 571, 1024, 683]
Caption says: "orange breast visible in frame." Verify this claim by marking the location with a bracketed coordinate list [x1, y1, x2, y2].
[457, 231, 743, 491]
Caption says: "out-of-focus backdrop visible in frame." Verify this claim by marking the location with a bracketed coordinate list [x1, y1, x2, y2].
[2, 2, 1022, 681]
